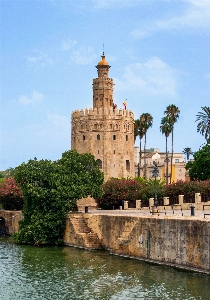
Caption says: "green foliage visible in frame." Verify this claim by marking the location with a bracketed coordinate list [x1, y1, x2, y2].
[14, 150, 104, 245]
[183, 147, 193, 161]
[163, 179, 210, 197]
[96, 178, 142, 209]
[0, 177, 24, 210]
[195, 106, 210, 142]
[186, 144, 210, 181]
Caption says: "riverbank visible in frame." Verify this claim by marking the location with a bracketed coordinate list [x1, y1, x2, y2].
[64, 210, 210, 274]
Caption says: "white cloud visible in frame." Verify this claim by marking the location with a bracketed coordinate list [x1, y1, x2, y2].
[157, 0, 210, 29]
[131, 0, 210, 38]
[61, 39, 77, 51]
[69, 46, 97, 65]
[115, 57, 177, 97]
[47, 114, 69, 128]
[26, 50, 53, 67]
[19, 90, 44, 105]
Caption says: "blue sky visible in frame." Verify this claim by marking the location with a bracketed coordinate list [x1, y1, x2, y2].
[1, 0, 210, 170]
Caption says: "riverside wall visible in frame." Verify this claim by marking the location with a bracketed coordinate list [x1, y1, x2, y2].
[64, 213, 210, 274]
[0, 210, 22, 234]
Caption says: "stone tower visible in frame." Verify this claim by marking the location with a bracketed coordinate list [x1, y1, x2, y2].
[71, 53, 134, 181]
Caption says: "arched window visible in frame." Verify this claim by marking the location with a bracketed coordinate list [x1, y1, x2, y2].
[96, 159, 102, 169]
[97, 134, 100, 140]
[113, 135, 116, 140]
[83, 135, 86, 141]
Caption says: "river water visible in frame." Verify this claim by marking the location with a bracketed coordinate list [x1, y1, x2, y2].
[0, 237, 210, 300]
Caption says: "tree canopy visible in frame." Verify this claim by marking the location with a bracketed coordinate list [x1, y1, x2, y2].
[14, 150, 104, 245]
[195, 106, 210, 143]
[186, 144, 210, 181]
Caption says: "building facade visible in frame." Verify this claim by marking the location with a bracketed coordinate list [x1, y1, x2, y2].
[134, 147, 186, 182]
[71, 53, 134, 181]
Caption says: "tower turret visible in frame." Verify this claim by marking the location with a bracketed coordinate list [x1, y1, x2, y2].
[93, 53, 114, 110]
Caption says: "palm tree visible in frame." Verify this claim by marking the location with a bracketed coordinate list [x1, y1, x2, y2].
[183, 147, 193, 162]
[164, 104, 180, 183]
[160, 116, 173, 185]
[139, 113, 153, 178]
[134, 119, 145, 176]
[195, 106, 210, 143]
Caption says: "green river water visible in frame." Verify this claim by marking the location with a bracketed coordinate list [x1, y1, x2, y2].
[0, 237, 210, 300]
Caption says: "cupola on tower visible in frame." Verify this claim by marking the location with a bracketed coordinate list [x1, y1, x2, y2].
[71, 53, 134, 181]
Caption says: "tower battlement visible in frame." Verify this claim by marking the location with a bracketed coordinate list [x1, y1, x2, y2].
[72, 108, 134, 118]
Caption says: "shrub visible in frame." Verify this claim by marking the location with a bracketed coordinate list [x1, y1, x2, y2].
[162, 180, 210, 198]
[0, 177, 24, 210]
[96, 178, 142, 209]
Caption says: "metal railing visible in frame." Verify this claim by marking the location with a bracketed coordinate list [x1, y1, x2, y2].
[201, 193, 210, 202]
[169, 196, 179, 205]
[184, 195, 195, 203]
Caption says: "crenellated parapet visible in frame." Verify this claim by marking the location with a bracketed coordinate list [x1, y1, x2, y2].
[71, 108, 134, 118]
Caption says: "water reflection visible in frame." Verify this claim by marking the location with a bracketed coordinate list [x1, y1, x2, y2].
[0, 237, 209, 299]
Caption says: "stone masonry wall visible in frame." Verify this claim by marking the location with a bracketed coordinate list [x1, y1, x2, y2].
[71, 108, 134, 180]
[0, 210, 22, 234]
[64, 213, 210, 273]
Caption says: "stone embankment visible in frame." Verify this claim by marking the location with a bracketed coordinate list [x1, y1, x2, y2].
[63, 209, 210, 274]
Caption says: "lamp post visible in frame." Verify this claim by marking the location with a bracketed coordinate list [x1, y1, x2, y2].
[151, 152, 160, 208]
[152, 161, 159, 207]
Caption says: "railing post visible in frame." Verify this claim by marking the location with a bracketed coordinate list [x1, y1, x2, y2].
[136, 200, 141, 209]
[124, 201, 128, 210]
[179, 195, 184, 205]
[149, 198, 154, 208]
[195, 193, 201, 204]
[163, 197, 169, 206]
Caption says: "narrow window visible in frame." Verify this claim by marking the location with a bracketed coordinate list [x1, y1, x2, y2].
[97, 134, 100, 140]
[110, 124, 112, 129]
[83, 135, 85, 141]
[98, 150, 100, 154]
[126, 160, 130, 171]
[96, 159, 102, 169]
[94, 124, 97, 129]
[126, 135, 128, 141]
[113, 135, 116, 140]
[114, 150, 115, 154]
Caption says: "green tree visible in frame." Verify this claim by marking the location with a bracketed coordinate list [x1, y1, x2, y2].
[139, 113, 153, 178]
[186, 144, 210, 181]
[183, 147, 193, 161]
[160, 116, 173, 185]
[164, 104, 180, 183]
[14, 150, 104, 245]
[195, 106, 210, 143]
[134, 119, 145, 177]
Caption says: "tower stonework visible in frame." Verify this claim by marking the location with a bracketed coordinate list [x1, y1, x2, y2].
[71, 54, 134, 181]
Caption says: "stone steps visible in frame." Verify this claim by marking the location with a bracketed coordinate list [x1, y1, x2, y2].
[70, 214, 102, 249]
